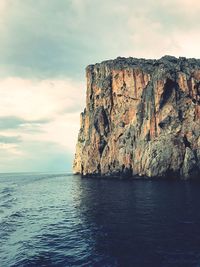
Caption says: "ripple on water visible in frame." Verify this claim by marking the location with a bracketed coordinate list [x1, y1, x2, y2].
[1, 174, 200, 267]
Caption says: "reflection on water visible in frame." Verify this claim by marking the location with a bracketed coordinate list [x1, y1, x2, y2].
[0, 173, 200, 267]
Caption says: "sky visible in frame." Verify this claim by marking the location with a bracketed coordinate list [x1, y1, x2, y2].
[0, 0, 200, 172]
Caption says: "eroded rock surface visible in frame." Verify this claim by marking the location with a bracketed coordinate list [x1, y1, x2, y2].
[73, 56, 200, 179]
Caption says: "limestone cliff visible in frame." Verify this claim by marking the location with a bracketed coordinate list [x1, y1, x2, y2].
[73, 56, 200, 179]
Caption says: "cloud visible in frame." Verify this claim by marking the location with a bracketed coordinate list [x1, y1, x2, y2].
[1, 0, 200, 81]
[0, 116, 24, 130]
[0, 0, 7, 19]
[0, 139, 72, 172]
[24, 112, 82, 151]
[0, 134, 22, 159]
[1, 0, 200, 80]
[0, 135, 21, 144]
[0, 0, 200, 172]
[0, 0, 108, 79]
[0, 116, 51, 131]
[0, 77, 84, 172]
[0, 137, 23, 159]
[162, 0, 200, 16]
[0, 77, 84, 120]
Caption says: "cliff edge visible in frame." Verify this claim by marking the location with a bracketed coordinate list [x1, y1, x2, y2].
[73, 56, 200, 179]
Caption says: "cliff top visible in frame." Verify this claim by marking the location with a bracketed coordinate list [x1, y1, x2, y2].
[87, 55, 200, 74]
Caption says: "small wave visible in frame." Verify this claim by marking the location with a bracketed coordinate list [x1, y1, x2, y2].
[0, 197, 17, 210]
[182, 221, 194, 224]
[9, 211, 24, 219]
[0, 220, 17, 240]
[0, 187, 15, 196]
[9, 252, 57, 267]
[1, 173, 200, 267]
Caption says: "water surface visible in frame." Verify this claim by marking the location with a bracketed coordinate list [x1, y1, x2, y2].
[1, 173, 200, 267]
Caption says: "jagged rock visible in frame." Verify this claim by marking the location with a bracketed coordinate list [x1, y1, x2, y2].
[73, 56, 200, 179]
[182, 147, 198, 179]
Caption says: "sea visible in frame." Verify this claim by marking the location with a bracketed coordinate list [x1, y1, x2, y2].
[1, 172, 200, 267]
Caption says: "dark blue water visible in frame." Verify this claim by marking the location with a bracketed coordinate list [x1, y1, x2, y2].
[1, 173, 200, 267]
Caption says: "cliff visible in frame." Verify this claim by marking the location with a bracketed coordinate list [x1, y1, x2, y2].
[73, 56, 200, 179]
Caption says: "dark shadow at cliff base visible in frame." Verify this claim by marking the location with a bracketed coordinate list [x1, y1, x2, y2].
[77, 175, 200, 267]
[82, 172, 200, 181]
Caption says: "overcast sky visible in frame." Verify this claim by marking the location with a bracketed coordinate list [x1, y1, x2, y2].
[0, 0, 200, 172]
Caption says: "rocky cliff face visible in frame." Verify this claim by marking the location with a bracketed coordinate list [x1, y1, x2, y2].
[73, 56, 200, 179]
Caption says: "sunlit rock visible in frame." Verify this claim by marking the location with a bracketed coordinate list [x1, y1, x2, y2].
[74, 56, 200, 179]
